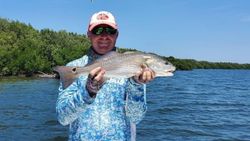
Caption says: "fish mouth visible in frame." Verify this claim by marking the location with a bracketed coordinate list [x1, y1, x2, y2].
[162, 67, 176, 76]
[165, 70, 174, 73]
[164, 71, 174, 76]
[166, 66, 176, 73]
[156, 70, 174, 77]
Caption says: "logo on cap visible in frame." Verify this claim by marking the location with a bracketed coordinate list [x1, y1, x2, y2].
[97, 13, 109, 20]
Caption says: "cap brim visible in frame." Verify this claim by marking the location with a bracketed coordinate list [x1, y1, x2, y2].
[89, 22, 117, 31]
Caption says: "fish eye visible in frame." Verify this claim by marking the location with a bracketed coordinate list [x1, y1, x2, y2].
[72, 67, 77, 73]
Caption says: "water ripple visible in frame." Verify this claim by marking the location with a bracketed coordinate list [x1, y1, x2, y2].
[1, 70, 250, 140]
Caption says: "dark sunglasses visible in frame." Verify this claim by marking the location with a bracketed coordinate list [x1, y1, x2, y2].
[91, 26, 117, 35]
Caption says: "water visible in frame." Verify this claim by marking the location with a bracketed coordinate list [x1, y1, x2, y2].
[0, 70, 250, 141]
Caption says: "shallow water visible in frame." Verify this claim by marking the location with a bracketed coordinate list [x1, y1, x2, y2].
[0, 70, 250, 141]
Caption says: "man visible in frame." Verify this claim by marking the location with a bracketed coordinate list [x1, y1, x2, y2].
[56, 11, 155, 141]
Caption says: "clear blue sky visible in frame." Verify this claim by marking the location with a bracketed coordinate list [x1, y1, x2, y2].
[1, 0, 250, 63]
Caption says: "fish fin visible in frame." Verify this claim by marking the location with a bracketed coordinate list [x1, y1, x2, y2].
[53, 66, 78, 89]
[86, 51, 121, 66]
[123, 51, 136, 54]
[103, 76, 110, 82]
[141, 63, 149, 68]
[142, 56, 152, 59]
[98, 51, 120, 61]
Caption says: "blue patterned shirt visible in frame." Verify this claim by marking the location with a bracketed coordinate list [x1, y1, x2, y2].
[56, 51, 147, 141]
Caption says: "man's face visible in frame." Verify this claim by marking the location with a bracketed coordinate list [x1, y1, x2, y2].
[88, 24, 118, 55]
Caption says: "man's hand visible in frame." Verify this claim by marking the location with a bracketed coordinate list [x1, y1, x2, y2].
[86, 67, 106, 97]
[89, 67, 106, 82]
[133, 65, 156, 84]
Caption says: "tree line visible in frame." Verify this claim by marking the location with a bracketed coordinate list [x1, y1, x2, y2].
[0, 18, 91, 76]
[0, 18, 249, 76]
[164, 56, 250, 70]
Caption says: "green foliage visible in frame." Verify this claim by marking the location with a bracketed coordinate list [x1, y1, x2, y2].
[164, 57, 250, 70]
[118, 48, 137, 53]
[0, 18, 249, 76]
[0, 18, 90, 76]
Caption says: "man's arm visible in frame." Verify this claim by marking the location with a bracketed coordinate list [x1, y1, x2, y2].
[125, 78, 147, 124]
[125, 66, 155, 124]
[56, 75, 94, 126]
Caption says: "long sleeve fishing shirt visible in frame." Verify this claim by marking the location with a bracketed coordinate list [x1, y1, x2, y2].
[56, 51, 147, 141]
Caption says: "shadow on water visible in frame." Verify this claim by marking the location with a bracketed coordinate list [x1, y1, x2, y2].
[40, 136, 68, 141]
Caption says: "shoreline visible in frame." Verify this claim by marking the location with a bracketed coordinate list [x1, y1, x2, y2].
[35, 71, 57, 78]
[0, 72, 57, 79]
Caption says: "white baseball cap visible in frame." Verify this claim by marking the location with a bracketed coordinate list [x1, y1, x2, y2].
[88, 11, 118, 31]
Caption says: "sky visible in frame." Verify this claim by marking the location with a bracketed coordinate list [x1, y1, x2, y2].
[0, 0, 250, 63]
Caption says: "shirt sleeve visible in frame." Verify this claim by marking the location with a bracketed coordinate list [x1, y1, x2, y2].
[125, 78, 147, 124]
[56, 75, 94, 126]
